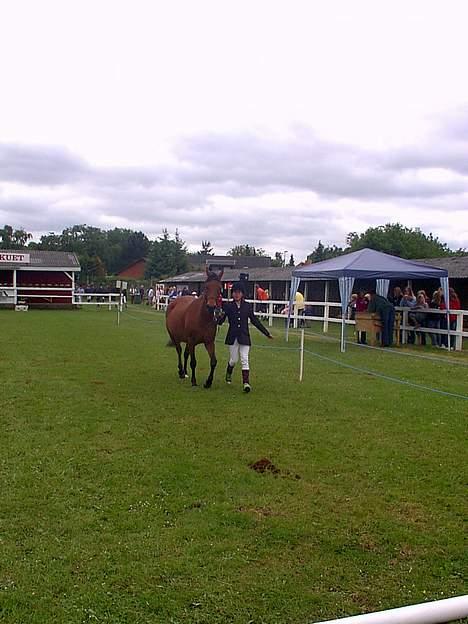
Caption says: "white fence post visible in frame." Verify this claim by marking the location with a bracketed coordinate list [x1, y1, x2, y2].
[323, 281, 329, 333]
[455, 311, 463, 351]
[401, 309, 408, 344]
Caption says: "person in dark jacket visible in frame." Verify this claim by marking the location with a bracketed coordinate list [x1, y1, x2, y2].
[367, 290, 395, 347]
[218, 281, 273, 392]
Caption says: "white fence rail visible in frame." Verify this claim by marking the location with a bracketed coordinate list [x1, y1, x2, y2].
[73, 293, 121, 309]
[148, 295, 467, 351]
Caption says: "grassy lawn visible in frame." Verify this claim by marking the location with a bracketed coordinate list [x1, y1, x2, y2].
[0, 306, 467, 623]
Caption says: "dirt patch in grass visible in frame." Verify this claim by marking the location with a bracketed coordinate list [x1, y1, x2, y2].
[249, 457, 301, 480]
[393, 502, 429, 526]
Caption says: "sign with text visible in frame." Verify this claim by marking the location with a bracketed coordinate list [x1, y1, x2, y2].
[0, 252, 30, 264]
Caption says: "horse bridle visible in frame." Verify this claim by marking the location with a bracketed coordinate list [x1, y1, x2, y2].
[203, 268, 224, 320]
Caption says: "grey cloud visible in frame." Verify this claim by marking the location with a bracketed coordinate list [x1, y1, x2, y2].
[1, 117, 468, 258]
[0, 143, 88, 185]
[385, 108, 468, 175]
[175, 130, 468, 199]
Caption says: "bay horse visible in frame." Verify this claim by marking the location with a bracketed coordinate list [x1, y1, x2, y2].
[166, 268, 224, 387]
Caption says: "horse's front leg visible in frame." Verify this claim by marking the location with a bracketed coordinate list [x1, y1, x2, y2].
[203, 341, 217, 389]
[183, 345, 189, 378]
[189, 342, 197, 386]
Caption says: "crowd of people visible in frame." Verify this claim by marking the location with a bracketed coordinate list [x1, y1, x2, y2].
[348, 286, 462, 349]
[122, 281, 462, 351]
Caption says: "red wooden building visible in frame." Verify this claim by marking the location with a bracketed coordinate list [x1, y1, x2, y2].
[116, 258, 146, 280]
[0, 250, 81, 307]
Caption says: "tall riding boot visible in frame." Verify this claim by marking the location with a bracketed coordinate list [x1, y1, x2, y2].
[242, 369, 251, 393]
[225, 364, 234, 384]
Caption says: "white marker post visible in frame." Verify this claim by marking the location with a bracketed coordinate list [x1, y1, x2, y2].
[299, 328, 304, 381]
[116, 280, 121, 326]
[313, 594, 468, 624]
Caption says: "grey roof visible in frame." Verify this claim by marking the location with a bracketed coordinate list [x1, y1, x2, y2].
[161, 266, 294, 284]
[0, 249, 81, 270]
[415, 256, 468, 279]
[187, 254, 272, 269]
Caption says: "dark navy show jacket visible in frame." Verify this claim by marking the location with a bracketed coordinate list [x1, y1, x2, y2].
[219, 300, 271, 345]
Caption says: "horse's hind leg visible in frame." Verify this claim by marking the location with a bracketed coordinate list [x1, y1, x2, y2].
[183, 345, 189, 378]
[189, 343, 197, 386]
[175, 343, 185, 379]
[203, 341, 217, 389]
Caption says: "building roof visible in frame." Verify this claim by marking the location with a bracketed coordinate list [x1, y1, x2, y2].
[116, 257, 146, 275]
[187, 254, 272, 269]
[0, 249, 81, 270]
[161, 266, 293, 283]
[415, 256, 468, 279]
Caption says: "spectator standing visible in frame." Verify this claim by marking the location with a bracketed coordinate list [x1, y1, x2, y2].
[400, 286, 417, 344]
[355, 291, 368, 344]
[295, 290, 305, 327]
[427, 290, 442, 347]
[367, 290, 395, 347]
[256, 285, 268, 318]
[444, 288, 461, 350]
[389, 286, 403, 306]
[410, 292, 429, 345]
[348, 293, 357, 321]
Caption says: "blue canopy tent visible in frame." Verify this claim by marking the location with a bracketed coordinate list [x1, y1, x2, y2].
[287, 248, 450, 351]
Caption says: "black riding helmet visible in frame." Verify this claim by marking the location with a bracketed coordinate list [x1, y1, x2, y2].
[231, 281, 246, 295]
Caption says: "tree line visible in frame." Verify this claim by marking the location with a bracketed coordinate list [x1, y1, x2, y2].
[0, 224, 295, 280]
[1, 222, 465, 282]
[306, 223, 466, 264]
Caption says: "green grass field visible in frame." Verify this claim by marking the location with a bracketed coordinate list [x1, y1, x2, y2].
[0, 306, 467, 624]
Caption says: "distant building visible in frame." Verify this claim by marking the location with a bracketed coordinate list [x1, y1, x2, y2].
[187, 254, 272, 270]
[0, 249, 81, 307]
[117, 258, 147, 280]
[116, 254, 273, 282]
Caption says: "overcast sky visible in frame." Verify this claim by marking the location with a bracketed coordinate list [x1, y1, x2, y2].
[1, 0, 468, 260]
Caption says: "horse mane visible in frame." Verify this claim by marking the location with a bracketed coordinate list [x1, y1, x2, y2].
[205, 271, 220, 282]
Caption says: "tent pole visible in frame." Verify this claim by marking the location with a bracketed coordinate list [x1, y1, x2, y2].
[340, 314, 346, 352]
[323, 281, 329, 333]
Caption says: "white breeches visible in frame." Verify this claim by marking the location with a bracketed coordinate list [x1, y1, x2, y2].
[229, 340, 250, 370]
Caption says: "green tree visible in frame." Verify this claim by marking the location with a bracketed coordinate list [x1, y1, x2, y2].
[346, 223, 452, 259]
[198, 240, 214, 255]
[227, 244, 266, 257]
[270, 251, 284, 267]
[35, 224, 151, 279]
[145, 229, 188, 279]
[0, 225, 32, 249]
[307, 240, 344, 263]
[106, 228, 150, 273]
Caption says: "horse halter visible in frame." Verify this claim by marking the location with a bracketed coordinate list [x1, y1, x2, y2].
[203, 268, 224, 319]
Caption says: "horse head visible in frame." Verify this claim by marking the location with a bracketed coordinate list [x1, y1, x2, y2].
[204, 267, 224, 313]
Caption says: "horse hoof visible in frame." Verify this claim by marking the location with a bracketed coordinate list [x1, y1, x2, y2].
[185, 374, 189, 378]
[203, 382, 212, 389]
